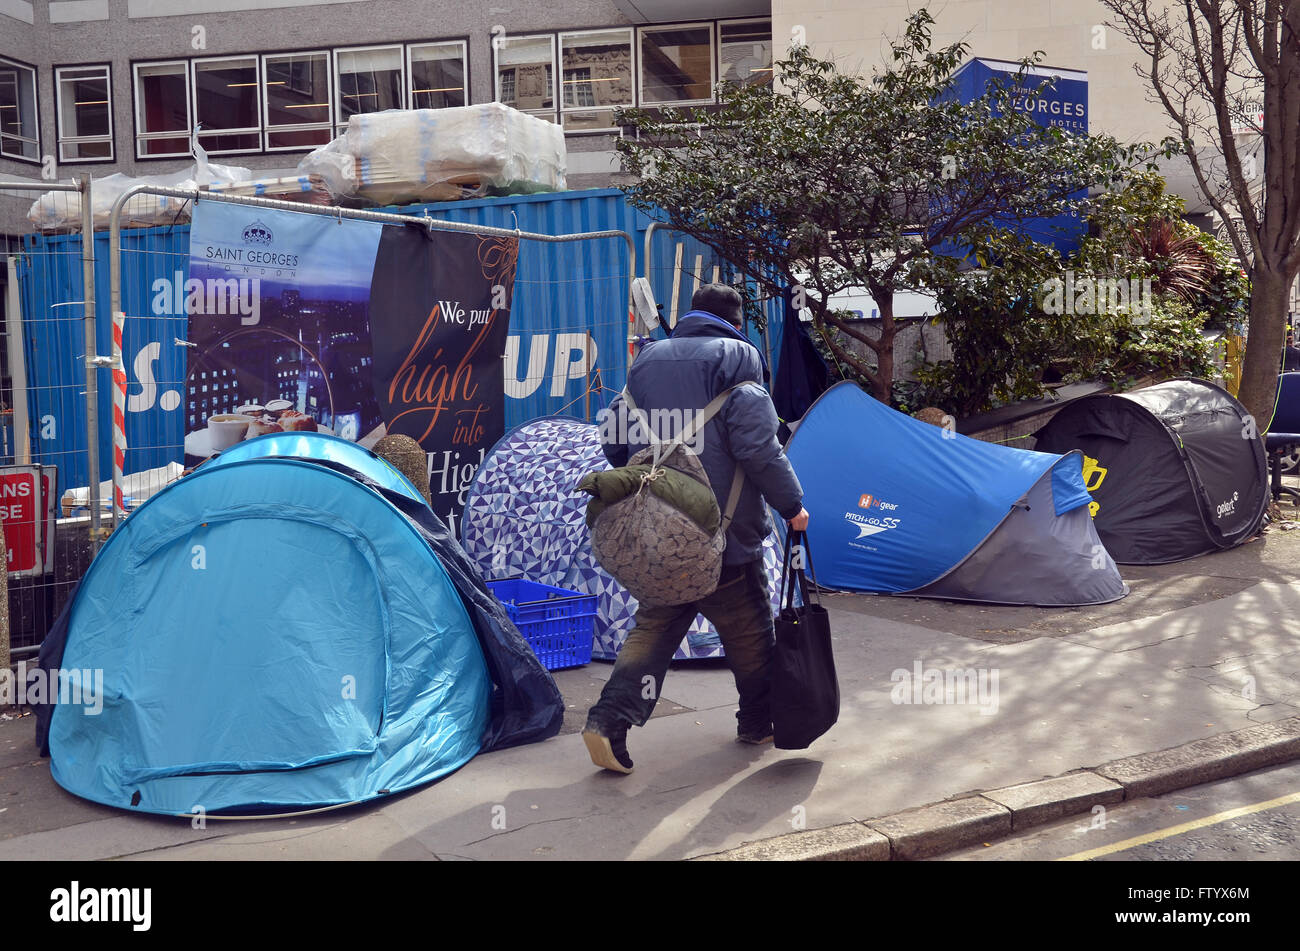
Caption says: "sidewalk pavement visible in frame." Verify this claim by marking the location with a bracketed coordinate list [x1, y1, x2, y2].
[3, 526, 1300, 861]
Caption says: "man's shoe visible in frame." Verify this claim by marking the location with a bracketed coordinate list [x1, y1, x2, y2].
[737, 726, 774, 745]
[583, 720, 634, 774]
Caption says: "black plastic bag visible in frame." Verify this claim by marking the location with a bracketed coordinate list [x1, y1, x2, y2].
[772, 530, 839, 749]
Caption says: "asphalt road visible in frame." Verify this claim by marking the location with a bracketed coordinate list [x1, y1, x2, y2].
[945, 760, 1300, 861]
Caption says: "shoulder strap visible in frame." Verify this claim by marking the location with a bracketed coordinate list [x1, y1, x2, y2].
[622, 380, 761, 471]
[692, 382, 758, 532]
[678, 380, 761, 446]
[620, 387, 665, 468]
[719, 464, 746, 534]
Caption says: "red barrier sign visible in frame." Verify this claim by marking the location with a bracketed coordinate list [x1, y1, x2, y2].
[1, 465, 52, 577]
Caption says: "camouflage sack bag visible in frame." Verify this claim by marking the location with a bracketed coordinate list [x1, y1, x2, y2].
[582, 384, 753, 607]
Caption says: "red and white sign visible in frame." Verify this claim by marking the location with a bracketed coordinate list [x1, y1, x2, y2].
[2, 464, 55, 578]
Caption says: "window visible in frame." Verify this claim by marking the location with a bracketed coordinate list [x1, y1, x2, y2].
[56, 65, 113, 162]
[560, 29, 633, 132]
[192, 56, 260, 153]
[0, 56, 39, 162]
[495, 34, 556, 121]
[408, 42, 466, 110]
[719, 19, 772, 89]
[130, 36, 477, 158]
[134, 60, 191, 157]
[262, 51, 332, 151]
[639, 24, 714, 105]
[564, 68, 595, 108]
[335, 45, 403, 133]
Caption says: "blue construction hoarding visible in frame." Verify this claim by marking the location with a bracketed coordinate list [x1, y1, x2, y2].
[14, 188, 783, 492]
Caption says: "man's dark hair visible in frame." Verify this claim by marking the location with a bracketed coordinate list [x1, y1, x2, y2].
[692, 283, 744, 328]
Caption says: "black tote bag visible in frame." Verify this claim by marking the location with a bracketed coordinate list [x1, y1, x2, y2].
[771, 530, 839, 749]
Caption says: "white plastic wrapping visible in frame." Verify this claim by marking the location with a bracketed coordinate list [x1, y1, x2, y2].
[299, 103, 567, 206]
[26, 159, 252, 232]
[295, 135, 356, 198]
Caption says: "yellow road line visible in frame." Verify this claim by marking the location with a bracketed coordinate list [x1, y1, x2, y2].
[1059, 789, 1300, 861]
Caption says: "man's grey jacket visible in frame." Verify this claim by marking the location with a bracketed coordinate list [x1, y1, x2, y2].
[600, 310, 804, 566]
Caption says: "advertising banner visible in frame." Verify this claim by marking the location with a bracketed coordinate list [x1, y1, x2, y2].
[368, 225, 516, 528]
[187, 202, 517, 531]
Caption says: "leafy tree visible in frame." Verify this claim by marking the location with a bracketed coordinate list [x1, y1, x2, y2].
[915, 174, 1232, 416]
[910, 232, 1077, 417]
[1100, 0, 1300, 428]
[1073, 171, 1249, 333]
[614, 9, 1167, 402]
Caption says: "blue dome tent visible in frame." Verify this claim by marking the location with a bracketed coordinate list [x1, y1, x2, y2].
[785, 383, 1128, 606]
[206, 431, 425, 502]
[461, 416, 786, 660]
[34, 434, 563, 816]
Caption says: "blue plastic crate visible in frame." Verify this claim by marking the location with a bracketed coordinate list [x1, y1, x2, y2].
[486, 579, 596, 671]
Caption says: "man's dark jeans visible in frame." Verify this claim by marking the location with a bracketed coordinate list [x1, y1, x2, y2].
[587, 559, 774, 736]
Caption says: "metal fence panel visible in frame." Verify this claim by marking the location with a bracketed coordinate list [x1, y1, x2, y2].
[3, 183, 786, 655]
[3, 184, 97, 655]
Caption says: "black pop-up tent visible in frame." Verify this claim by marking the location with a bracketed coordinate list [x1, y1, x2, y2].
[1034, 379, 1268, 564]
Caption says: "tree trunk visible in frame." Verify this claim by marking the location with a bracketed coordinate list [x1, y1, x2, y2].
[1237, 265, 1289, 430]
[874, 291, 897, 404]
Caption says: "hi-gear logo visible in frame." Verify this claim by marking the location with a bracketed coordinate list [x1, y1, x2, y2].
[241, 220, 273, 245]
[846, 492, 901, 538]
[858, 493, 898, 511]
[1082, 455, 1108, 517]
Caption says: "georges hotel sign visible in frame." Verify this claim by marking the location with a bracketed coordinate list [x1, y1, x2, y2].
[948, 58, 1089, 255]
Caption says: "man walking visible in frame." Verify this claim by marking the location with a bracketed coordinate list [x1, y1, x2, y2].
[583, 283, 809, 774]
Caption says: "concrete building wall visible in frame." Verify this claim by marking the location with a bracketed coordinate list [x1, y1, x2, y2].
[772, 0, 1175, 145]
[0, 1, 48, 234]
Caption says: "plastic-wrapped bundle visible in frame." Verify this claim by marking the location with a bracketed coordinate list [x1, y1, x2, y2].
[300, 103, 567, 206]
[26, 158, 251, 232]
[205, 174, 334, 206]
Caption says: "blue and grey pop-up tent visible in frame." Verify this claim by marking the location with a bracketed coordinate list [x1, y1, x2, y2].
[785, 383, 1128, 606]
[35, 433, 562, 816]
